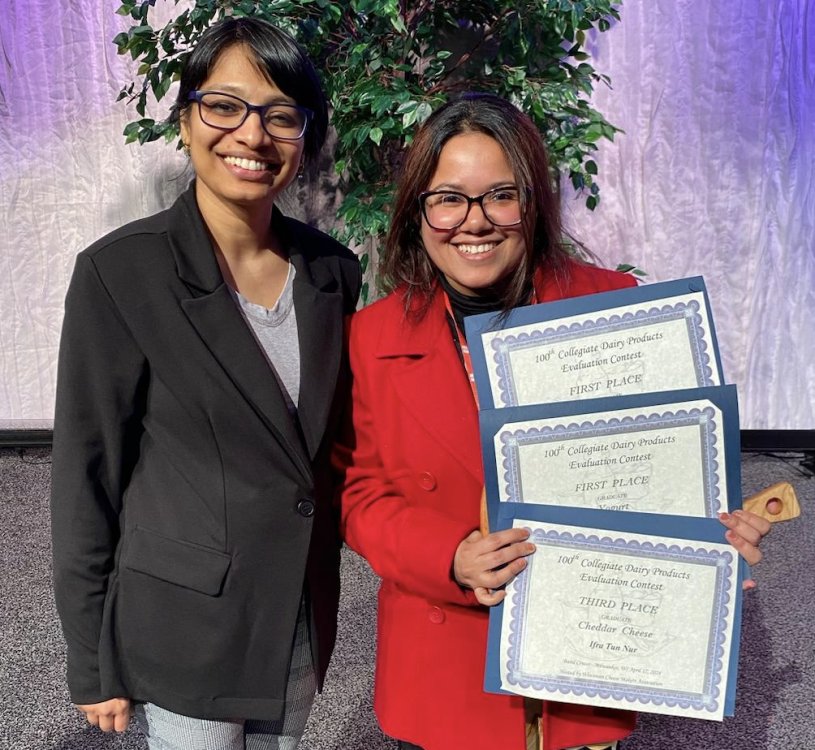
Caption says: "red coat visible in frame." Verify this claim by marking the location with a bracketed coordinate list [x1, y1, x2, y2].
[337, 260, 638, 750]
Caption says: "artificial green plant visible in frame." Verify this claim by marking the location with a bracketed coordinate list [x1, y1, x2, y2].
[115, 0, 635, 301]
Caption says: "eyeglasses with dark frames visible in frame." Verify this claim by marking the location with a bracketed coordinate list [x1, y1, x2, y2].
[419, 186, 524, 230]
[188, 91, 312, 141]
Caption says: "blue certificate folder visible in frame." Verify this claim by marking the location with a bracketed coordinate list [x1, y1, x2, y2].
[479, 385, 743, 532]
[484, 503, 743, 719]
[467, 276, 746, 718]
[463, 276, 724, 411]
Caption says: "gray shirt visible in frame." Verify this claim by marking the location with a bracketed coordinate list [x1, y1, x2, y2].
[230, 263, 300, 414]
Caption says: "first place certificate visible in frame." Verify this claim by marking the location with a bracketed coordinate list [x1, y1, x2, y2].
[485, 505, 742, 721]
[464, 277, 723, 410]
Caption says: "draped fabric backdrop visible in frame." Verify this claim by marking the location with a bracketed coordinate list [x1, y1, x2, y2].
[0, 0, 812, 429]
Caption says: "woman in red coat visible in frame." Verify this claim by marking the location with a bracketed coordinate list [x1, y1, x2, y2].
[336, 93, 770, 750]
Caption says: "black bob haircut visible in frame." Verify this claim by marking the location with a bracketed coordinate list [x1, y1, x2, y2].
[170, 16, 328, 164]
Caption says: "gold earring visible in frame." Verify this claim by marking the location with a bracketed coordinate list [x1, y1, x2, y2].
[182, 141, 190, 156]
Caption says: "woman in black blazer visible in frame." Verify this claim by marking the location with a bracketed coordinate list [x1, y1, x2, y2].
[50, 17, 360, 749]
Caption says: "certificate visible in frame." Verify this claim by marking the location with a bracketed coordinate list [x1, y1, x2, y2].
[464, 277, 723, 410]
[479, 386, 742, 529]
[485, 505, 742, 721]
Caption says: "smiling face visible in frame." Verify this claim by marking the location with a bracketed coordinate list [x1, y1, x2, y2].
[180, 44, 304, 216]
[420, 132, 527, 297]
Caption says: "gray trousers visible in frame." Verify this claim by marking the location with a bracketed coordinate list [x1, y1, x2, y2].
[135, 603, 315, 750]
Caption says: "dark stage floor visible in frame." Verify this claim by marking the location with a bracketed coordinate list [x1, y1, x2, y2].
[0, 448, 812, 750]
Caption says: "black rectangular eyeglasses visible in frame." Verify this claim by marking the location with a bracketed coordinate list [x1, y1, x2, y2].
[188, 90, 312, 141]
[419, 186, 524, 230]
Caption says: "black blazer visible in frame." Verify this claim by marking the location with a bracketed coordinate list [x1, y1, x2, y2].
[50, 184, 361, 720]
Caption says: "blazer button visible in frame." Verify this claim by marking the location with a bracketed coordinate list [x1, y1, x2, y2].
[297, 498, 315, 517]
[428, 606, 445, 624]
[417, 471, 437, 491]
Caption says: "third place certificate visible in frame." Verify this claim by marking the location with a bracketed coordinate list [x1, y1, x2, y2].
[486, 507, 742, 721]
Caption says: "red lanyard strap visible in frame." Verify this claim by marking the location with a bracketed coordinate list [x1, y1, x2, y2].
[442, 290, 480, 409]
[441, 286, 538, 410]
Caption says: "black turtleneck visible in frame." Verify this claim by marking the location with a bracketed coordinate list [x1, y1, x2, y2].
[437, 273, 504, 336]
[437, 274, 534, 335]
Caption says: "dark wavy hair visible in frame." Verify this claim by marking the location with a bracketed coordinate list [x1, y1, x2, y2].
[381, 92, 572, 317]
[169, 16, 328, 165]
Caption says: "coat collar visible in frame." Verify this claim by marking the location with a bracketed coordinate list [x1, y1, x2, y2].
[375, 289, 484, 484]
[166, 183, 223, 293]
[374, 289, 446, 358]
[373, 260, 575, 360]
[287, 224, 345, 460]
[167, 183, 345, 477]
[369, 259, 578, 485]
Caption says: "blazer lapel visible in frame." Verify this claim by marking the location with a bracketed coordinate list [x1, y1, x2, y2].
[381, 294, 483, 484]
[168, 185, 312, 482]
[290, 251, 344, 460]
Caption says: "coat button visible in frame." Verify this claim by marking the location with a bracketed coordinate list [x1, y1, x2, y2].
[296, 498, 315, 517]
[428, 606, 445, 624]
[417, 471, 437, 491]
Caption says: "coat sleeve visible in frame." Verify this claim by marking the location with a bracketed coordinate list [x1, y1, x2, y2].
[342, 252, 363, 313]
[50, 253, 148, 704]
[334, 317, 479, 608]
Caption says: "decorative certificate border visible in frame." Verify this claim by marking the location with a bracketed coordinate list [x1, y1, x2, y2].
[504, 529, 735, 716]
[499, 406, 721, 516]
[491, 301, 715, 407]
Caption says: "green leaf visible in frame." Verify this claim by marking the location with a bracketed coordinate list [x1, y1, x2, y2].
[616, 263, 648, 277]
[131, 24, 154, 39]
[154, 75, 173, 100]
[395, 100, 417, 114]
[415, 102, 432, 124]
[123, 121, 140, 138]
[389, 14, 407, 34]
[398, 107, 415, 128]
[112, 32, 130, 49]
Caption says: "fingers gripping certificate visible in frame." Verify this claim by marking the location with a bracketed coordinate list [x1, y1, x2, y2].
[464, 278, 723, 410]
[485, 507, 742, 721]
